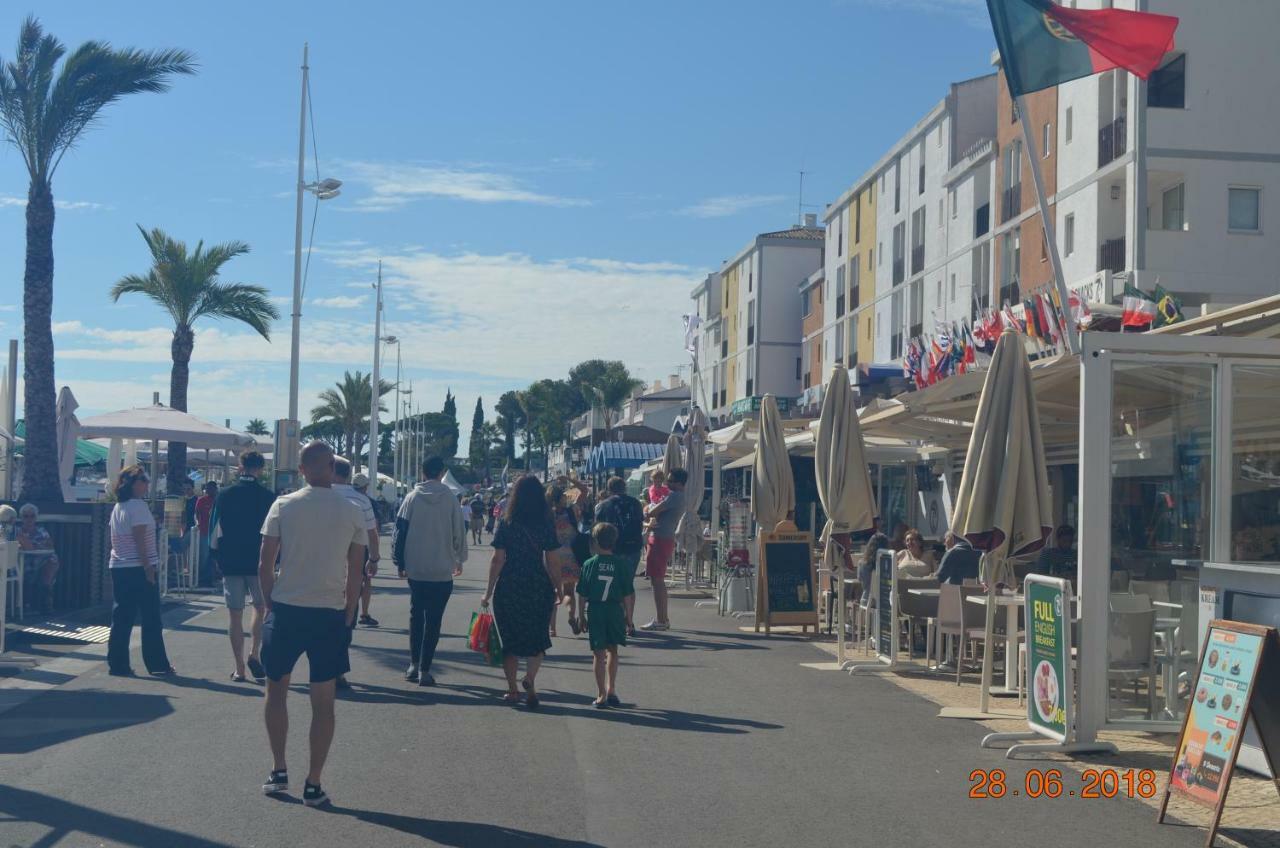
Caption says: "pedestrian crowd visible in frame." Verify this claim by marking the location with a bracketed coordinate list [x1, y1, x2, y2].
[101, 440, 684, 808]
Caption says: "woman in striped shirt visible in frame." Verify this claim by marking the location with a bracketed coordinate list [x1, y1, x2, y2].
[106, 465, 175, 677]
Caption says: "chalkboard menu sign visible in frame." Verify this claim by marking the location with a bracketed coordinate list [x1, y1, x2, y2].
[876, 549, 896, 660]
[754, 530, 817, 635]
[1158, 621, 1280, 845]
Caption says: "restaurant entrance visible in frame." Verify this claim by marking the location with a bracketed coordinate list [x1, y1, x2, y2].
[1078, 333, 1280, 756]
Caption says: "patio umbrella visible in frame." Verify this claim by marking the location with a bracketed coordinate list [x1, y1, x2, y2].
[56, 386, 81, 496]
[815, 365, 878, 664]
[751, 394, 794, 533]
[676, 407, 709, 562]
[661, 433, 682, 477]
[79, 404, 256, 451]
[949, 328, 1052, 715]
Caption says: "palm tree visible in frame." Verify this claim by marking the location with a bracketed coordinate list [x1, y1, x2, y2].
[0, 18, 194, 500]
[245, 418, 270, 436]
[590, 363, 644, 431]
[310, 371, 391, 472]
[111, 226, 278, 491]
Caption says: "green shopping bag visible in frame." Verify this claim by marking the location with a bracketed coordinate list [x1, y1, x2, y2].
[485, 608, 505, 667]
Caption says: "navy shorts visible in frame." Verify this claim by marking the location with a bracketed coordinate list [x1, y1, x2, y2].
[261, 602, 351, 683]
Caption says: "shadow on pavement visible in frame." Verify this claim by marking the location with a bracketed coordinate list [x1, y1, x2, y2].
[0, 690, 175, 755]
[165, 674, 265, 699]
[518, 690, 783, 734]
[0, 785, 234, 847]
[321, 805, 606, 847]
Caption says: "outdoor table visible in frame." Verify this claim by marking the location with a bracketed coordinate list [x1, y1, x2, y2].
[966, 593, 1022, 696]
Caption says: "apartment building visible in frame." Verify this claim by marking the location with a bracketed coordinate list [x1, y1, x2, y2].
[820, 74, 998, 373]
[695, 220, 824, 422]
[1011, 0, 1280, 310]
[799, 267, 825, 400]
[689, 271, 721, 413]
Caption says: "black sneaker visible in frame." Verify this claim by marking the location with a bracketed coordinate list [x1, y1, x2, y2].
[302, 781, 330, 807]
[404, 664, 419, 682]
[247, 655, 266, 683]
[417, 672, 435, 687]
[262, 770, 289, 795]
[359, 614, 379, 627]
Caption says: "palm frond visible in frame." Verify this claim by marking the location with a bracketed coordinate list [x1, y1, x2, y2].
[193, 282, 279, 340]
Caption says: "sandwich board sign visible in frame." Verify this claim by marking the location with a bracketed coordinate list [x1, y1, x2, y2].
[754, 529, 817, 635]
[1158, 620, 1280, 846]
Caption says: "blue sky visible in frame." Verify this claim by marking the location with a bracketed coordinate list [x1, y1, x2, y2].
[0, 0, 994, 454]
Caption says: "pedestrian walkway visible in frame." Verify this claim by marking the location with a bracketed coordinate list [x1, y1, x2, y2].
[0, 559, 1214, 848]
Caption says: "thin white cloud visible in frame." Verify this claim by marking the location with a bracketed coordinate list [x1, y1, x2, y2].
[341, 161, 590, 211]
[0, 195, 106, 211]
[677, 194, 787, 218]
[312, 295, 368, 309]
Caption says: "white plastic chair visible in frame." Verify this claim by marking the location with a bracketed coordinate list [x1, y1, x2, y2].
[2, 540, 21, 622]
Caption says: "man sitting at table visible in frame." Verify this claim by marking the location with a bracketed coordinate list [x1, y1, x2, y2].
[935, 531, 980, 585]
[1032, 525, 1076, 579]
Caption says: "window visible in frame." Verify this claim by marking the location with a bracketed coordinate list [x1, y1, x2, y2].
[834, 323, 844, 362]
[894, 160, 901, 214]
[796, 356, 802, 381]
[1229, 187, 1261, 232]
[950, 189, 957, 219]
[908, 279, 923, 339]
[1065, 107, 1073, 143]
[747, 301, 756, 345]
[869, 247, 875, 269]
[950, 273, 957, 303]
[999, 227, 1020, 304]
[837, 227, 843, 257]
[801, 288, 811, 317]
[1160, 183, 1186, 231]
[855, 197, 862, 243]
[890, 291, 904, 358]
[880, 171, 886, 194]
[1149, 53, 1186, 108]
[1040, 229, 1048, 262]
[910, 208, 925, 275]
[936, 125, 942, 147]
[850, 260, 861, 310]
[892, 223, 906, 284]
[935, 278, 942, 304]
[748, 270, 753, 293]
[918, 154, 925, 195]
[1064, 213, 1075, 256]
[972, 243, 991, 315]
[835, 266, 846, 317]
[1042, 122, 1051, 157]
[938, 198, 944, 226]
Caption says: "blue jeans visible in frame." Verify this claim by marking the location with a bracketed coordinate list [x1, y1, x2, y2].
[107, 567, 172, 674]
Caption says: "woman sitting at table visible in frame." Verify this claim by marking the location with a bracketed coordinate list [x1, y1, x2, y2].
[894, 529, 934, 578]
[16, 503, 60, 615]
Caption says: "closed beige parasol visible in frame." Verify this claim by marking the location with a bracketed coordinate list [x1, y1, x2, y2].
[751, 394, 795, 532]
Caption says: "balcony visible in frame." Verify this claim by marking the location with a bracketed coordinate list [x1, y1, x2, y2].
[1098, 237, 1126, 274]
[1098, 115, 1127, 169]
[974, 203, 990, 238]
[892, 258, 905, 285]
[1001, 185, 1021, 223]
[911, 244, 925, 276]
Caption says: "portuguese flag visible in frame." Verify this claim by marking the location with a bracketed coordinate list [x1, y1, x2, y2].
[986, 0, 1179, 98]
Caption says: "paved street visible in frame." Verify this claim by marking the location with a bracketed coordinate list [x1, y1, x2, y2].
[0, 540, 1206, 848]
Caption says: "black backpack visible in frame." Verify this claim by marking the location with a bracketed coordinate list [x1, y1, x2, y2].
[596, 495, 643, 554]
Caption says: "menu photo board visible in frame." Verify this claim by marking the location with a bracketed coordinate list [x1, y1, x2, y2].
[1158, 620, 1280, 845]
[1024, 576, 1072, 744]
[876, 548, 897, 662]
[754, 529, 817, 635]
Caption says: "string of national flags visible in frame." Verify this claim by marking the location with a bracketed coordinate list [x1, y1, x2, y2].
[902, 282, 1182, 389]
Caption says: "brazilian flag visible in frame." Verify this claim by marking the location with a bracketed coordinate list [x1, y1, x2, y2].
[986, 0, 1179, 98]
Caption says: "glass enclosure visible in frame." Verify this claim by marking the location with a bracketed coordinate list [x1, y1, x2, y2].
[1107, 362, 1213, 725]
[1230, 366, 1280, 562]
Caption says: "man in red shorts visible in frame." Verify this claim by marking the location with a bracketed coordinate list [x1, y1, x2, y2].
[640, 468, 686, 632]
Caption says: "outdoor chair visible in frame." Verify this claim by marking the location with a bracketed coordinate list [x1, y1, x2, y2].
[1154, 596, 1198, 714]
[936, 584, 986, 683]
[2, 540, 21, 621]
[1110, 592, 1153, 613]
[1130, 579, 1171, 605]
[1110, 570, 1131, 592]
[897, 576, 939, 662]
[1107, 608, 1158, 718]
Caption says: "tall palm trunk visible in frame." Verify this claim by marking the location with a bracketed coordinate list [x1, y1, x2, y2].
[20, 180, 61, 501]
[167, 323, 194, 493]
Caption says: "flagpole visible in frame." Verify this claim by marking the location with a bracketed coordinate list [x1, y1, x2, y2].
[1013, 94, 1079, 357]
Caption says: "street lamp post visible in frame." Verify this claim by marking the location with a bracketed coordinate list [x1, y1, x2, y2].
[367, 262, 383, 480]
[382, 334, 400, 494]
[283, 42, 341, 485]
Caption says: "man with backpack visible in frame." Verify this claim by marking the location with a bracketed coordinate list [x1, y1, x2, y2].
[592, 476, 644, 637]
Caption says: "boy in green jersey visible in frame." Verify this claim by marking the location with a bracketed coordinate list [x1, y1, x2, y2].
[578, 522, 635, 708]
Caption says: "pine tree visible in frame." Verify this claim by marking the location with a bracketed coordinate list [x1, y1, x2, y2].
[440, 389, 459, 458]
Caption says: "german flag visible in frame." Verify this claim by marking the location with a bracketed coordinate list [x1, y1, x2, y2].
[986, 0, 1179, 98]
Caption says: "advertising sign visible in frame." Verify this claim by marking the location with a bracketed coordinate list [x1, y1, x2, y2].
[1024, 576, 1071, 743]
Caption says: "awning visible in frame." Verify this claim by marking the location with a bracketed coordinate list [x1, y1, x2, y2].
[14, 420, 109, 467]
[585, 441, 666, 474]
[79, 404, 256, 450]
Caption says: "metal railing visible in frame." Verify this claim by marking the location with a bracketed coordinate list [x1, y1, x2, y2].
[1098, 115, 1127, 168]
[1098, 237, 1126, 274]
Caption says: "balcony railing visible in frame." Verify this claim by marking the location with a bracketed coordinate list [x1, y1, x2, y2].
[1001, 185, 1021, 223]
[911, 244, 925, 275]
[1098, 114, 1127, 169]
[1098, 237, 1126, 274]
[892, 258, 905, 285]
[974, 203, 990, 238]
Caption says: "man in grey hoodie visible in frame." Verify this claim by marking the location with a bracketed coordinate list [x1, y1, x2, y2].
[394, 456, 467, 686]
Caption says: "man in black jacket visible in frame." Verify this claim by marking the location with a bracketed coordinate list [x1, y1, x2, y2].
[592, 476, 644, 635]
[936, 531, 981, 586]
[211, 451, 277, 683]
